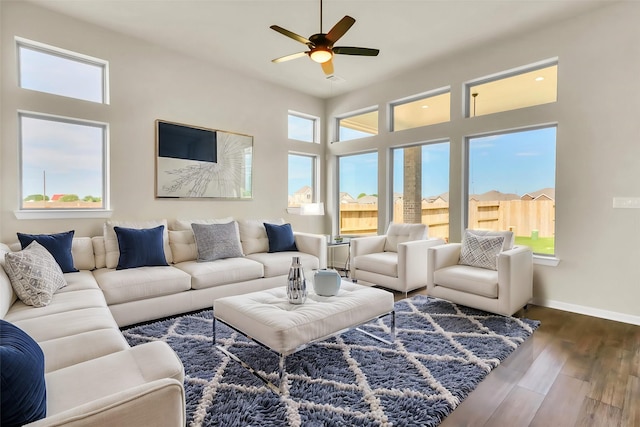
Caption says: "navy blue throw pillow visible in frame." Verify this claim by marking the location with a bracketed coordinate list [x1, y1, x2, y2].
[114, 225, 169, 270]
[264, 223, 298, 253]
[17, 230, 78, 273]
[0, 320, 47, 427]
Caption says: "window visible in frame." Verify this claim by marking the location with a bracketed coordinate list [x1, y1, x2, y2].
[467, 126, 556, 255]
[337, 109, 378, 141]
[288, 112, 318, 142]
[288, 153, 317, 207]
[466, 62, 557, 117]
[17, 37, 108, 104]
[20, 113, 108, 210]
[391, 90, 450, 131]
[392, 141, 450, 241]
[338, 152, 378, 235]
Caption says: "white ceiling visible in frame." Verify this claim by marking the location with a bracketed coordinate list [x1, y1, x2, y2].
[24, 0, 613, 99]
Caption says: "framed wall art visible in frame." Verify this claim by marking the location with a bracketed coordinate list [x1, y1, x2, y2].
[155, 120, 253, 199]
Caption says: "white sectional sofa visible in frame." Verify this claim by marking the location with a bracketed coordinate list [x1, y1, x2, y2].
[0, 218, 326, 426]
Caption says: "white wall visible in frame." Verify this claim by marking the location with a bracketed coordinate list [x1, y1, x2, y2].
[0, 1, 326, 240]
[326, 1, 640, 324]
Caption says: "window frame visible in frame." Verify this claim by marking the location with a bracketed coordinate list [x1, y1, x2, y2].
[389, 87, 451, 132]
[16, 36, 110, 105]
[464, 58, 558, 118]
[335, 106, 379, 142]
[287, 111, 319, 143]
[287, 152, 319, 209]
[16, 111, 111, 219]
[464, 124, 557, 257]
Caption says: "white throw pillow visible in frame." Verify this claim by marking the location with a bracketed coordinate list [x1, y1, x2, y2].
[384, 223, 428, 252]
[103, 219, 172, 269]
[466, 229, 514, 252]
[238, 218, 285, 255]
[4, 241, 66, 307]
[458, 231, 505, 271]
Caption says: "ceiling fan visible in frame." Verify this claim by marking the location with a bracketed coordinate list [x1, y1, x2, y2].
[270, 0, 380, 75]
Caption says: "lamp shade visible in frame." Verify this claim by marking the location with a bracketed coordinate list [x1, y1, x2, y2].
[300, 202, 325, 216]
[309, 48, 333, 64]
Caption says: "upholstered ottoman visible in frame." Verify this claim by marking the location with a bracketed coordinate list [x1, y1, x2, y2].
[213, 281, 395, 392]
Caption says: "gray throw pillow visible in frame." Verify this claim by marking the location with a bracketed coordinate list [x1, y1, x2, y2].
[191, 222, 244, 262]
[4, 241, 67, 307]
[458, 231, 505, 271]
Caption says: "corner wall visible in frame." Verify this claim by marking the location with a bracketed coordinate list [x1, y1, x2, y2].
[326, 1, 640, 323]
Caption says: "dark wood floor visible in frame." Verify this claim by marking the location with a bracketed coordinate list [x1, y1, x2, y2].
[400, 291, 640, 427]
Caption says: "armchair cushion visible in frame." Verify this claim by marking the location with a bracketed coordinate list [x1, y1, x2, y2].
[433, 265, 498, 298]
[458, 231, 504, 270]
[352, 252, 398, 277]
[383, 223, 428, 252]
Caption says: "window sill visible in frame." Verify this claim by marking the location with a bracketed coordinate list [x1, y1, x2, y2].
[14, 209, 113, 220]
[533, 255, 560, 267]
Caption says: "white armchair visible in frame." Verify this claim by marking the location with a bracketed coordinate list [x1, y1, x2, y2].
[350, 223, 445, 296]
[426, 230, 533, 316]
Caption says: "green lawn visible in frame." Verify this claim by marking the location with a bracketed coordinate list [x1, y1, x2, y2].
[514, 236, 555, 255]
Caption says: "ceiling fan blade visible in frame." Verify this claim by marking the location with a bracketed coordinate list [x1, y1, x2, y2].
[325, 16, 356, 44]
[270, 25, 312, 45]
[272, 51, 308, 63]
[321, 58, 334, 75]
[333, 46, 380, 56]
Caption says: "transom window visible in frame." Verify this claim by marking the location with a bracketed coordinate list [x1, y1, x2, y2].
[17, 37, 108, 104]
[337, 108, 378, 142]
[391, 90, 451, 131]
[466, 62, 557, 117]
[19, 113, 108, 210]
[288, 112, 318, 143]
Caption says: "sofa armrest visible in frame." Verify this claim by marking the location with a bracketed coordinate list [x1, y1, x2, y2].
[397, 238, 446, 288]
[26, 378, 185, 427]
[427, 243, 462, 291]
[293, 232, 327, 269]
[497, 245, 533, 314]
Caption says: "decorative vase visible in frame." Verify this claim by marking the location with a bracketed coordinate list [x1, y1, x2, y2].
[287, 256, 307, 304]
[313, 269, 341, 296]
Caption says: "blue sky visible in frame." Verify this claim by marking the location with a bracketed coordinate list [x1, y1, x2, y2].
[290, 126, 556, 199]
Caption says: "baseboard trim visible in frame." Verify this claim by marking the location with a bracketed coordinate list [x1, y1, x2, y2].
[532, 298, 640, 326]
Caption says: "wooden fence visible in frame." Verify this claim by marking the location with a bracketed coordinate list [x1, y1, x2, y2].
[339, 199, 555, 241]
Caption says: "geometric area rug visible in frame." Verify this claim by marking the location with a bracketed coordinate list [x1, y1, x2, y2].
[122, 295, 540, 427]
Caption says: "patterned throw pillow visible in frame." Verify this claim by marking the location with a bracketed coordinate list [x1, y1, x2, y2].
[192, 222, 244, 262]
[458, 231, 505, 270]
[4, 241, 66, 307]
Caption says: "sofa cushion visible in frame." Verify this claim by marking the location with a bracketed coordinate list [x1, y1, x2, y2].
[458, 231, 504, 270]
[246, 251, 320, 278]
[384, 223, 428, 252]
[238, 218, 285, 255]
[172, 217, 234, 231]
[433, 264, 499, 298]
[17, 230, 78, 273]
[4, 241, 67, 307]
[104, 220, 173, 269]
[352, 252, 398, 277]
[70, 237, 96, 271]
[4, 289, 107, 323]
[0, 320, 47, 426]
[0, 243, 17, 319]
[93, 266, 191, 305]
[264, 223, 297, 252]
[174, 258, 264, 290]
[192, 222, 244, 262]
[114, 226, 169, 270]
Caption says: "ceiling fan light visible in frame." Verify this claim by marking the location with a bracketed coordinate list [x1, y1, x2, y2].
[310, 48, 333, 63]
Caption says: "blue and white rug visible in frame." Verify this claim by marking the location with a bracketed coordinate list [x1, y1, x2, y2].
[122, 295, 539, 427]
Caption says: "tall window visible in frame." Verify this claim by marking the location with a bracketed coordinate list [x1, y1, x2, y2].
[288, 112, 318, 142]
[17, 37, 108, 104]
[338, 152, 378, 235]
[288, 153, 316, 207]
[391, 90, 451, 132]
[467, 126, 556, 255]
[392, 142, 450, 241]
[337, 108, 378, 142]
[20, 113, 107, 210]
[466, 62, 557, 117]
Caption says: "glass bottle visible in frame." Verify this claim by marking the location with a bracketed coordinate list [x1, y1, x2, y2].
[287, 256, 307, 304]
